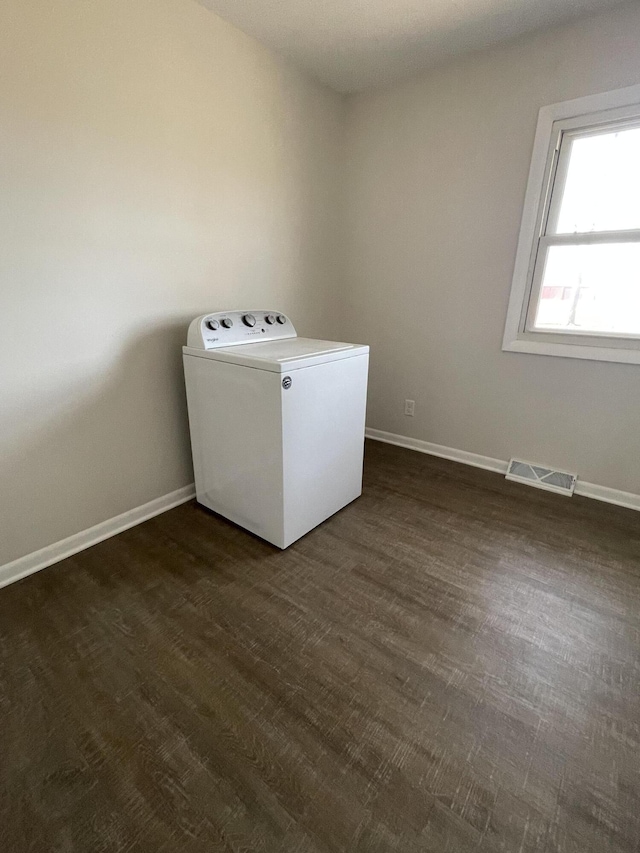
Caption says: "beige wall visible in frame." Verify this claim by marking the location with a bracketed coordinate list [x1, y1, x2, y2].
[343, 2, 640, 494]
[0, 0, 344, 565]
[3, 0, 640, 570]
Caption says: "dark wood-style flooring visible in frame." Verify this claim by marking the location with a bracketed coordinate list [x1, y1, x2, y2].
[1, 440, 640, 852]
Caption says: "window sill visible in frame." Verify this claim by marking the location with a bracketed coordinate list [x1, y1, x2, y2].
[502, 337, 640, 364]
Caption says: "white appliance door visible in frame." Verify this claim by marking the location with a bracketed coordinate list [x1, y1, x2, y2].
[281, 353, 369, 547]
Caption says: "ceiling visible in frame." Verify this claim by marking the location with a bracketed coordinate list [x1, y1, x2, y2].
[195, 0, 626, 93]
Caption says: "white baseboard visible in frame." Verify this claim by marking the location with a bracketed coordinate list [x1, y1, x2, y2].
[365, 428, 640, 513]
[0, 484, 195, 591]
[365, 428, 509, 474]
[573, 480, 640, 512]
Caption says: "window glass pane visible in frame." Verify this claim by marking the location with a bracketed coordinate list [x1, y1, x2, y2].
[533, 243, 640, 334]
[554, 126, 640, 234]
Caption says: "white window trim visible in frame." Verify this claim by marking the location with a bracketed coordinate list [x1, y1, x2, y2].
[502, 83, 640, 365]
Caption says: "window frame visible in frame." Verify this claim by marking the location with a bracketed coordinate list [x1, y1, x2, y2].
[502, 84, 640, 365]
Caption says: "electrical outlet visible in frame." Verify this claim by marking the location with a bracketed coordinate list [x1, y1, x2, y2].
[404, 399, 415, 416]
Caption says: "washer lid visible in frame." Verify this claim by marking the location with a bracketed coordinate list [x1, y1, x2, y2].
[182, 337, 369, 372]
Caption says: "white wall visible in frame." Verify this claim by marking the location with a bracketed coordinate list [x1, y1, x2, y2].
[0, 0, 344, 566]
[343, 2, 640, 494]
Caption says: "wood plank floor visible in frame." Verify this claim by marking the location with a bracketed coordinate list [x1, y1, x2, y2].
[1, 440, 639, 852]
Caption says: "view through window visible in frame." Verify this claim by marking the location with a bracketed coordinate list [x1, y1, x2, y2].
[533, 124, 640, 336]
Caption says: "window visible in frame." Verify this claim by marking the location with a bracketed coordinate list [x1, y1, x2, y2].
[503, 84, 640, 364]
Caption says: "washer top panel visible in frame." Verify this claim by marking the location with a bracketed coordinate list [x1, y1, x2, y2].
[183, 337, 369, 373]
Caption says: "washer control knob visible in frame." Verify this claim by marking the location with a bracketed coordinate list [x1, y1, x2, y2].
[221, 318, 233, 329]
[265, 314, 276, 325]
[242, 313, 256, 327]
[206, 319, 219, 331]
[276, 314, 287, 324]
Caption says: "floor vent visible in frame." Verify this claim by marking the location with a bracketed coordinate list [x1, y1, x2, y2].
[506, 459, 577, 496]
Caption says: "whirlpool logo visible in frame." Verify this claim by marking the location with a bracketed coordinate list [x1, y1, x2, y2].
[282, 376, 292, 389]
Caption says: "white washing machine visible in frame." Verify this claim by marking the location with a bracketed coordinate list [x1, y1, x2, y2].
[183, 310, 369, 548]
